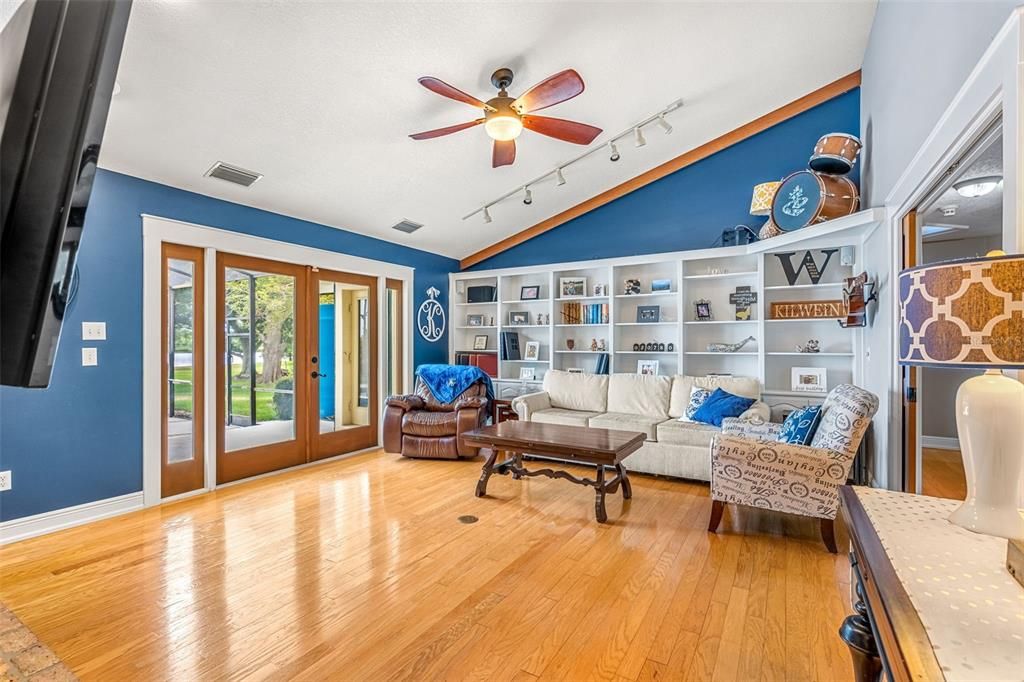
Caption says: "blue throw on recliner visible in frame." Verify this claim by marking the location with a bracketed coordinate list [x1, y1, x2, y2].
[415, 364, 494, 404]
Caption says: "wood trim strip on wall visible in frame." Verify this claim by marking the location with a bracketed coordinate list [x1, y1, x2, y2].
[459, 70, 862, 270]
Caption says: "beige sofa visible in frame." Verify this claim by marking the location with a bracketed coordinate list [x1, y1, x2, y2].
[512, 370, 769, 481]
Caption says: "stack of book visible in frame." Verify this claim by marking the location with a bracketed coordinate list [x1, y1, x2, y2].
[594, 353, 610, 374]
[454, 352, 497, 377]
[560, 302, 608, 325]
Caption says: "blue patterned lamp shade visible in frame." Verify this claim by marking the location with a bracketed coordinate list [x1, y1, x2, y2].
[898, 253, 1024, 369]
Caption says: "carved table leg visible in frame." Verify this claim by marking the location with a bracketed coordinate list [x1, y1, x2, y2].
[616, 463, 632, 500]
[839, 583, 883, 682]
[512, 452, 523, 480]
[594, 466, 608, 523]
[475, 448, 499, 498]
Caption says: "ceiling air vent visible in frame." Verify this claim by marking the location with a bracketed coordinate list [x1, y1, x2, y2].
[204, 162, 263, 187]
[391, 219, 423, 234]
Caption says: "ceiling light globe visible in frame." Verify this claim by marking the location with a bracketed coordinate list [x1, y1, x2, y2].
[953, 175, 1002, 198]
[485, 115, 523, 141]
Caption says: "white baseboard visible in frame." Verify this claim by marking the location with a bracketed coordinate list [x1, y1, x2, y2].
[0, 492, 144, 545]
[922, 435, 960, 451]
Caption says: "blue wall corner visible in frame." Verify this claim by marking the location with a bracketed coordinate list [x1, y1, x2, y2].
[0, 170, 456, 522]
[469, 89, 860, 270]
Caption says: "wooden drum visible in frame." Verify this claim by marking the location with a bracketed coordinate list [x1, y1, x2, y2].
[809, 132, 862, 175]
[771, 170, 859, 231]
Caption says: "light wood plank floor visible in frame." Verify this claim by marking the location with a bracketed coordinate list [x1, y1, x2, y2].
[0, 451, 853, 681]
[922, 447, 967, 501]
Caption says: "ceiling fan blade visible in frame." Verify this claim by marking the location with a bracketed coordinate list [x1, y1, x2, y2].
[492, 139, 516, 168]
[409, 119, 484, 140]
[522, 115, 602, 145]
[418, 77, 495, 111]
[512, 69, 585, 113]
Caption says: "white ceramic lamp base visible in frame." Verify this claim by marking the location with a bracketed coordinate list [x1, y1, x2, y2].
[951, 369, 1024, 540]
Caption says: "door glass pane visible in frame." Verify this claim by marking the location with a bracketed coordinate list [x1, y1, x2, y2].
[224, 267, 296, 451]
[385, 287, 400, 397]
[167, 259, 195, 463]
[317, 280, 370, 433]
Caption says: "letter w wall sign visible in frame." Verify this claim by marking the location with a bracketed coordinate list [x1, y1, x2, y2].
[774, 249, 839, 285]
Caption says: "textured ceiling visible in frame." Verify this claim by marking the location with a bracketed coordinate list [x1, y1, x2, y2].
[920, 134, 1003, 242]
[100, 0, 877, 259]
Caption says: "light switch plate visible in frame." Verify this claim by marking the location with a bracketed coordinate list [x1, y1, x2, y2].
[0, 471, 10, 492]
[82, 322, 106, 340]
[82, 347, 98, 366]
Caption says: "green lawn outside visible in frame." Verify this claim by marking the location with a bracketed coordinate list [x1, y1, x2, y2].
[171, 363, 293, 422]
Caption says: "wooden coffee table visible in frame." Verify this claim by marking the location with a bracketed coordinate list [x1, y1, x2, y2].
[461, 421, 646, 523]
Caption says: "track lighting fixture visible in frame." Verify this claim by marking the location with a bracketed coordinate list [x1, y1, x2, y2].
[482, 206, 492, 223]
[609, 142, 620, 162]
[656, 114, 672, 134]
[523, 187, 533, 205]
[634, 127, 646, 147]
[555, 168, 566, 186]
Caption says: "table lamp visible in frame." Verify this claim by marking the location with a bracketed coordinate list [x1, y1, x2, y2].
[750, 181, 782, 239]
[898, 251, 1024, 539]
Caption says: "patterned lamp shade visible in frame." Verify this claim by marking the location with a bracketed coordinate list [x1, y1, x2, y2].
[749, 181, 780, 216]
[898, 253, 1024, 368]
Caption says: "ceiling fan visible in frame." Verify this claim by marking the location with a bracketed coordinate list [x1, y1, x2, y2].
[410, 68, 603, 168]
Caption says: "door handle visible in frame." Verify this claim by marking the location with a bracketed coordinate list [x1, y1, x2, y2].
[311, 371, 326, 379]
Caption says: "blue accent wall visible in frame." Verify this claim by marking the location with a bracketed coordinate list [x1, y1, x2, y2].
[470, 89, 860, 270]
[0, 170, 456, 522]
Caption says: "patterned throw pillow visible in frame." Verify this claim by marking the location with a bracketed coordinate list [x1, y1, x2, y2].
[777, 405, 823, 445]
[678, 386, 712, 422]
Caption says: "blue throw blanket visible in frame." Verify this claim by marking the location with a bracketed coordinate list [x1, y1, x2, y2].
[415, 364, 494, 404]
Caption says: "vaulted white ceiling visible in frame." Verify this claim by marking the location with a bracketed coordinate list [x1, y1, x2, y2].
[100, 0, 877, 260]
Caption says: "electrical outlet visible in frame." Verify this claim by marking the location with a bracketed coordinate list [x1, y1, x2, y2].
[0, 471, 11, 492]
[82, 322, 106, 340]
[82, 347, 98, 366]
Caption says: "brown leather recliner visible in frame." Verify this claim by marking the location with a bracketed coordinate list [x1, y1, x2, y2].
[383, 377, 489, 459]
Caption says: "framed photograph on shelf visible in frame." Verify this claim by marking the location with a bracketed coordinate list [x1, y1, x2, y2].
[651, 279, 672, 292]
[519, 367, 536, 381]
[473, 335, 488, 350]
[508, 311, 530, 326]
[593, 283, 608, 296]
[523, 341, 540, 361]
[636, 305, 661, 323]
[559, 277, 587, 298]
[467, 314, 486, 327]
[694, 299, 713, 321]
[791, 367, 827, 393]
[637, 360, 660, 376]
[520, 285, 540, 301]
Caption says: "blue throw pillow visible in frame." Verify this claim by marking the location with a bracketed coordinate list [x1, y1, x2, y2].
[777, 405, 823, 445]
[691, 388, 756, 427]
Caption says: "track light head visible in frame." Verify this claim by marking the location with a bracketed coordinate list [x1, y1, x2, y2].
[609, 142, 620, 162]
[634, 127, 646, 148]
[482, 206, 492, 224]
[656, 114, 672, 134]
[555, 168, 566, 186]
[523, 187, 533, 205]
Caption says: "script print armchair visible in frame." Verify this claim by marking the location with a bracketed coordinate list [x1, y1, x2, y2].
[707, 384, 879, 552]
[383, 377, 489, 460]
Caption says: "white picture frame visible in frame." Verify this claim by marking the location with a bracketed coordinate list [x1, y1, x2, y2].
[637, 360, 660, 376]
[559, 277, 587, 298]
[523, 341, 540, 361]
[519, 367, 536, 381]
[791, 367, 827, 393]
[473, 334, 488, 350]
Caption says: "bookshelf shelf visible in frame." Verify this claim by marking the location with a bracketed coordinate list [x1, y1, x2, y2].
[615, 292, 678, 299]
[763, 282, 844, 291]
[683, 320, 757, 325]
[766, 352, 853, 357]
[684, 352, 757, 356]
[615, 322, 678, 326]
[556, 295, 609, 302]
[554, 323, 608, 327]
[454, 325, 497, 329]
[454, 301, 497, 307]
[683, 271, 758, 280]
[617, 351, 676, 355]
[553, 350, 605, 354]
[501, 299, 551, 304]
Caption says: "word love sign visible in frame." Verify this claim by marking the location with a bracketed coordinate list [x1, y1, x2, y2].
[770, 300, 846, 320]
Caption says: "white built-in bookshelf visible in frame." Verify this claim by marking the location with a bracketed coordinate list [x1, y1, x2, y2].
[449, 209, 882, 409]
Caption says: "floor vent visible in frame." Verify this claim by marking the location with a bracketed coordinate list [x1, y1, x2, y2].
[204, 162, 263, 187]
[457, 515, 478, 524]
[391, 219, 423, 234]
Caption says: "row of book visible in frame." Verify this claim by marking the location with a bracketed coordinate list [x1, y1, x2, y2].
[453, 352, 497, 376]
[560, 302, 608, 325]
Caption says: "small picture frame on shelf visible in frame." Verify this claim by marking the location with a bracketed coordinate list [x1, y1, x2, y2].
[637, 305, 661, 323]
[694, 299, 713, 321]
[508, 311, 530, 326]
[559, 277, 587, 298]
[473, 335, 488, 350]
[519, 367, 536, 381]
[791, 367, 827, 393]
[467, 314, 486, 327]
[651, 279, 672, 293]
[637, 360, 660, 376]
[524, 341, 540, 361]
[624, 279, 642, 295]
[593, 283, 608, 297]
[520, 285, 540, 300]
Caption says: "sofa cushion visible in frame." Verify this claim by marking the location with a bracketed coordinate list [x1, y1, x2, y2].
[605, 374, 672, 418]
[668, 375, 760, 418]
[402, 410, 458, 437]
[656, 419, 720, 447]
[532, 407, 602, 427]
[589, 412, 664, 441]
[542, 370, 609, 413]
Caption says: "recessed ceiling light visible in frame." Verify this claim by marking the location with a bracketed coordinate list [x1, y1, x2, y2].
[953, 175, 1002, 198]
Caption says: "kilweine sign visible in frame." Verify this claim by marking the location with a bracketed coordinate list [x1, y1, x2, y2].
[770, 300, 846, 320]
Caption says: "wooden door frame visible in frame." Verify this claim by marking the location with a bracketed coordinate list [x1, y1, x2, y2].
[308, 268, 379, 460]
[160, 243, 206, 498]
[385, 278, 405, 396]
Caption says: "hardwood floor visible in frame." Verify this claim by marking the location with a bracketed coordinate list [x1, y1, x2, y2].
[921, 447, 967, 500]
[0, 450, 853, 681]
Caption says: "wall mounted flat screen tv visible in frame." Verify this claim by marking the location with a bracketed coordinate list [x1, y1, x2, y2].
[0, 0, 132, 387]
